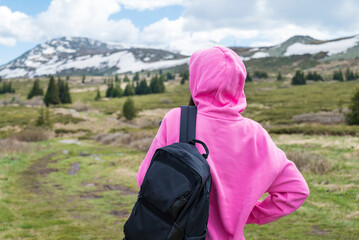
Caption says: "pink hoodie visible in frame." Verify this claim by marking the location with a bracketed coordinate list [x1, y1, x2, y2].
[137, 46, 309, 240]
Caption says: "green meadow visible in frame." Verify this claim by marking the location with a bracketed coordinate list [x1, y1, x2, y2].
[0, 76, 358, 239]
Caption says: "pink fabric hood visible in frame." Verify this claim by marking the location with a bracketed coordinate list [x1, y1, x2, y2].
[189, 47, 247, 118]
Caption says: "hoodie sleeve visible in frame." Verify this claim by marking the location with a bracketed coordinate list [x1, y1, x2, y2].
[246, 128, 310, 225]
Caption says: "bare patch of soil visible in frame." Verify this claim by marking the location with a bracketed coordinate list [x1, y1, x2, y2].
[67, 162, 80, 175]
[109, 210, 129, 218]
[101, 184, 137, 195]
[79, 192, 103, 199]
[311, 225, 331, 235]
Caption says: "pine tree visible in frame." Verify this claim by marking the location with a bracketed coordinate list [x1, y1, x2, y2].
[166, 72, 175, 81]
[158, 74, 165, 93]
[124, 83, 135, 96]
[333, 70, 344, 81]
[291, 70, 306, 85]
[106, 81, 114, 98]
[123, 98, 136, 120]
[115, 74, 120, 83]
[150, 75, 160, 93]
[346, 89, 359, 125]
[246, 73, 253, 82]
[82, 74, 86, 83]
[180, 69, 189, 81]
[133, 72, 140, 82]
[345, 68, 356, 81]
[111, 84, 123, 98]
[123, 74, 130, 82]
[66, 75, 70, 81]
[94, 89, 101, 101]
[180, 77, 185, 85]
[277, 72, 283, 81]
[27, 79, 44, 99]
[306, 71, 323, 81]
[135, 79, 151, 95]
[58, 77, 66, 103]
[44, 76, 61, 106]
[0, 76, 2, 82]
[63, 82, 72, 103]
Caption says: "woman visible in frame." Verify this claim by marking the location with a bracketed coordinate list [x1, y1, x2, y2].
[136, 46, 309, 240]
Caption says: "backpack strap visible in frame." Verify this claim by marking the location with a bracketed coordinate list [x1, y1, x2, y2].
[180, 106, 197, 143]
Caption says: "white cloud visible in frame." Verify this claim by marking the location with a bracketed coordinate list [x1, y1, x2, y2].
[1, 0, 359, 54]
[118, 0, 186, 11]
[36, 0, 139, 43]
[0, 37, 16, 46]
[0, 6, 43, 46]
[140, 17, 259, 54]
[182, 0, 359, 45]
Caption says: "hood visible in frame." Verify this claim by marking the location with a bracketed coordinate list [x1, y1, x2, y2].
[189, 46, 247, 119]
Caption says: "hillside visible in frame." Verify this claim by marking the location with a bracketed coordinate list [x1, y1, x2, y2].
[1, 34, 359, 78]
[0, 37, 189, 78]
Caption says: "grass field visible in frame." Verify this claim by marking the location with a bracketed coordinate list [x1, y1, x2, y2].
[0, 76, 359, 239]
[0, 135, 358, 239]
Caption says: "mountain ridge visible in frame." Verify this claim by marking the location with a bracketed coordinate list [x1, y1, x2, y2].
[1, 34, 359, 78]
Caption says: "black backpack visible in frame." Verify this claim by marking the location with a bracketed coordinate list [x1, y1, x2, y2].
[123, 106, 212, 240]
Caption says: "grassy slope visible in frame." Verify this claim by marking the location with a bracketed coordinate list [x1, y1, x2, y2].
[0, 140, 144, 240]
[0, 136, 358, 239]
[1, 78, 359, 239]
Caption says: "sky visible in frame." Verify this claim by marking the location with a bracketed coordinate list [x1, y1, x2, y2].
[1, 0, 359, 65]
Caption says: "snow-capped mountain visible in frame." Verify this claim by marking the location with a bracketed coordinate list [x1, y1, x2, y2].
[0, 37, 189, 78]
[233, 35, 359, 61]
[1, 35, 359, 79]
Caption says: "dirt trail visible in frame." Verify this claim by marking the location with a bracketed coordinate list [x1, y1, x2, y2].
[21, 152, 59, 194]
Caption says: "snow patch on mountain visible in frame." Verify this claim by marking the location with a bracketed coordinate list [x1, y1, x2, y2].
[284, 36, 359, 56]
[0, 37, 189, 78]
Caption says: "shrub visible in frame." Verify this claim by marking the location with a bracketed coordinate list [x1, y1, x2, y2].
[12, 127, 49, 142]
[35, 107, 53, 129]
[0, 139, 27, 154]
[286, 151, 331, 174]
[253, 71, 268, 79]
[94, 89, 101, 101]
[246, 73, 253, 82]
[55, 128, 91, 134]
[277, 72, 283, 81]
[73, 102, 90, 112]
[123, 98, 136, 120]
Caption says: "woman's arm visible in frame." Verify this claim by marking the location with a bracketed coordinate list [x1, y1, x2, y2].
[246, 160, 309, 224]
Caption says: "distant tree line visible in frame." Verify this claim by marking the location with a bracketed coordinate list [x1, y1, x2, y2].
[0, 82, 15, 94]
[98, 73, 166, 101]
[333, 68, 358, 82]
